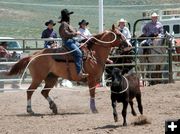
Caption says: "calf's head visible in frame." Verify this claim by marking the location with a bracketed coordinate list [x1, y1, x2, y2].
[111, 68, 123, 87]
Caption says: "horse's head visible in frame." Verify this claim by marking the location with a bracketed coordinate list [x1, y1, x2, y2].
[110, 24, 132, 49]
[164, 31, 176, 53]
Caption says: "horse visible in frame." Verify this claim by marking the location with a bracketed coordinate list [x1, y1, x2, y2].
[111, 68, 143, 126]
[6, 24, 131, 114]
[138, 32, 176, 85]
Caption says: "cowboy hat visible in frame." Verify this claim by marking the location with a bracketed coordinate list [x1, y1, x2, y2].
[151, 12, 159, 17]
[45, 20, 56, 26]
[78, 19, 89, 25]
[59, 9, 74, 19]
[119, 18, 127, 23]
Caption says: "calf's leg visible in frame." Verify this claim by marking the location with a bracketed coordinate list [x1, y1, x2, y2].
[129, 100, 137, 116]
[136, 93, 143, 114]
[112, 100, 118, 122]
[122, 101, 128, 126]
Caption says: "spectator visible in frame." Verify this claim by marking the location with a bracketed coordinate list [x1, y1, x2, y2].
[117, 18, 131, 42]
[78, 19, 92, 41]
[41, 19, 57, 48]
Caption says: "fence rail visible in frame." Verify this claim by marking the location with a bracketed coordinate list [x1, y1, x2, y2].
[0, 37, 180, 88]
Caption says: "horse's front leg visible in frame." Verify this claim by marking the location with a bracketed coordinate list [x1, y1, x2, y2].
[89, 87, 98, 113]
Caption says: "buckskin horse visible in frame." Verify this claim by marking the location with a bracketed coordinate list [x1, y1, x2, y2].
[6, 25, 131, 114]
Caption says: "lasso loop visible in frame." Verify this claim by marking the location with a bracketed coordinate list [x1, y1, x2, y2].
[19, 31, 117, 87]
[110, 75, 129, 94]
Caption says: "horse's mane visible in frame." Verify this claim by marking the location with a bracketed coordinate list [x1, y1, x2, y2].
[83, 32, 106, 50]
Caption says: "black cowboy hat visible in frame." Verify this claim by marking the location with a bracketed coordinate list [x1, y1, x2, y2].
[59, 9, 74, 19]
[45, 20, 56, 26]
[78, 19, 89, 26]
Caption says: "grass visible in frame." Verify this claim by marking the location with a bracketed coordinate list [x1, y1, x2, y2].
[0, 0, 179, 41]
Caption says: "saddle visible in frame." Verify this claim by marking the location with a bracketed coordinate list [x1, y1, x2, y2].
[51, 45, 90, 62]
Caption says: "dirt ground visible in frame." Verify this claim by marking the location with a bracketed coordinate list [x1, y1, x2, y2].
[0, 82, 180, 134]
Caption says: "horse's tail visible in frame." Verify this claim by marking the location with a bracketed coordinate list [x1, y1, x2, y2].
[6, 57, 31, 76]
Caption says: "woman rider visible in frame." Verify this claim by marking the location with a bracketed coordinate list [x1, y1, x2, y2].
[58, 9, 88, 78]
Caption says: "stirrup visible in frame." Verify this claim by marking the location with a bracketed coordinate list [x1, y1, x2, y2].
[78, 72, 89, 78]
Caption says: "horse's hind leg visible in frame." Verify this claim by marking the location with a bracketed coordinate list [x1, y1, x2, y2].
[41, 74, 58, 114]
[27, 80, 42, 114]
[136, 93, 143, 114]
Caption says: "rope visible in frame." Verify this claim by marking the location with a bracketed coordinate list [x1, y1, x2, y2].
[0, 75, 129, 95]
[110, 75, 129, 94]
[19, 31, 117, 88]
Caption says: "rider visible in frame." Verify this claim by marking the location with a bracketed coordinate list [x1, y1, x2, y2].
[140, 12, 164, 46]
[58, 9, 88, 78]
[41, 19, 57, 48]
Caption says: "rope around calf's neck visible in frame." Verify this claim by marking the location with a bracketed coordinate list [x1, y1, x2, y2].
[110, 75, 129, 94]
[19, 31, 117, 87]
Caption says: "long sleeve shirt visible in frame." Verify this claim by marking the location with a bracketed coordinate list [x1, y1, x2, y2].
[59, 21, 77, 41]
[41, 28, 57, 47]
[119, 27, 131, 41]
[142, 21, 164, 37]
[78, 28, 92, 40]
[41, 28, 57, 38]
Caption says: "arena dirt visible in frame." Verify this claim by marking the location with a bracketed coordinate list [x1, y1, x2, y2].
[0, 82, 180, 134]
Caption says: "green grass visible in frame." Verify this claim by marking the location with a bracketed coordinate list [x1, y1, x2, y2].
[0, 0, 179, 40]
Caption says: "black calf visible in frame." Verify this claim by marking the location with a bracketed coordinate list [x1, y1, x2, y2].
[111, 68, 143, 126]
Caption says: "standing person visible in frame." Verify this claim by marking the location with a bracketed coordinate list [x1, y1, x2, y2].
[117, 18, 134, 74]
[41, 19, 57, 48]
[78, 19, 92, 41]
[58, 9, 88, 78]
[118, 18, 131, 42]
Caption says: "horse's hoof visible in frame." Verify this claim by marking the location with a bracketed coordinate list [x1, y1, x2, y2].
[50, 102, 58, 114]
[114, 116, 118, 122]
[91, 109, 98, 114]
[123, 122, 127, 126]
[52, 107, 58, 114]
[132, 112, 137, 116]
[27, 107, 35, 115]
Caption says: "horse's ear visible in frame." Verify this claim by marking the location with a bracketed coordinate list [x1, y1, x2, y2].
[112, 24, 115, 31]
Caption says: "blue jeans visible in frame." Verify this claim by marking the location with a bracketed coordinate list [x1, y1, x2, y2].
[63, 39, 82, 74]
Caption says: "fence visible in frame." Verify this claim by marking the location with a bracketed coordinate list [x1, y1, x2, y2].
[0, 37, 180, 89]
[104, 36, 180, 86]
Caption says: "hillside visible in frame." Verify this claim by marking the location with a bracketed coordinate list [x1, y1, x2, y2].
[0, 0, 179, 41]
[1, 0, 180, 5]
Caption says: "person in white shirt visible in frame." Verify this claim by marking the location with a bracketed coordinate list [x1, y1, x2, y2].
[118, 18, 131, 42]
[117, 18, 134, 74]
[78, 19, 92, 41]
